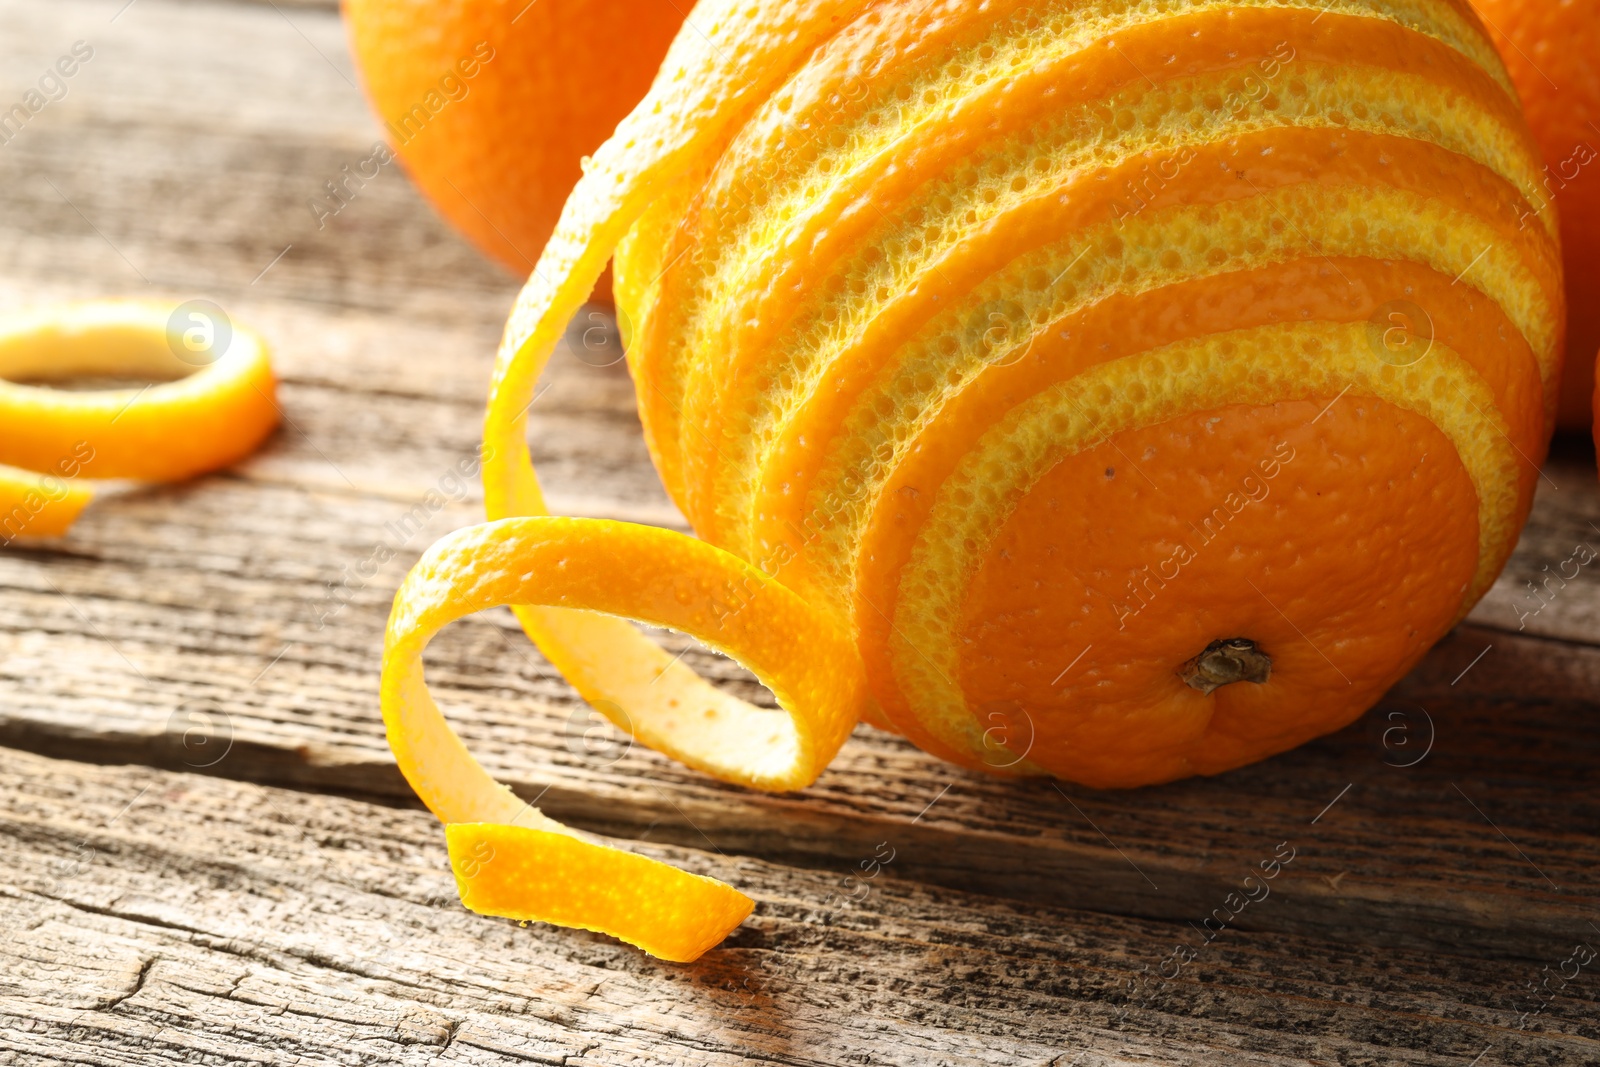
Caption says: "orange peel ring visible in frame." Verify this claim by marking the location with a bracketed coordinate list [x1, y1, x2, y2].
[379, 0, 1554, 958]
[0, 300, 279, 543]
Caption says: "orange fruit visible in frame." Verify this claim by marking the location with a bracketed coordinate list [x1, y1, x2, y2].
[342, 0, 683, 277]
[382, 0, 1560, 958]
[1468, 0, 1600, 429]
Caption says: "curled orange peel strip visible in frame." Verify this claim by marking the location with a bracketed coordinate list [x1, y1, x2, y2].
[0, 300, 278, 541]
[379, 1, 876, 959]
[380, 517, 866, 960]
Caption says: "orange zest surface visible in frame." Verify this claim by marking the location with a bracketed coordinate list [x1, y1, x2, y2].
[382, 0, 1559, 958]
[1468, 0, 1600, 429]
[343, 0, 684, 284]
[0, 300, 278, 542]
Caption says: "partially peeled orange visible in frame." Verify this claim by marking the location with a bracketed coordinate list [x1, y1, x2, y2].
[382, 0, 1561, 959]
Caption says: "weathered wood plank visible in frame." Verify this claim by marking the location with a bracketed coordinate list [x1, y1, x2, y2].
[3, 747, 1597, 1066]
[3, 15, 1600, 1067]
[1474, 446, 1600, 645]
[6, 546, 1596, 967]
[0, 0, 516, 324]
[0, 0, 1597, 974]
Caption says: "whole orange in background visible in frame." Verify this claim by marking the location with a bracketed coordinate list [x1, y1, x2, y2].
[1470, 0, 1600, 429]
[343, 0, 684, 280]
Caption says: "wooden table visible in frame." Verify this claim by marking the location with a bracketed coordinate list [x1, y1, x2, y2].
[1, 1, 1597, 1063]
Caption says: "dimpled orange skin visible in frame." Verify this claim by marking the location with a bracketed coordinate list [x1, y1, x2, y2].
[1469, 0, 1600, 429]
[342, 0, 683, 276]
[949, 403, 1479, 786]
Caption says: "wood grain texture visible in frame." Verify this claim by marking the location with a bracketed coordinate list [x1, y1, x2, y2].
[4, 748, 1598, 1067]
[0, 0, 1598, 1062]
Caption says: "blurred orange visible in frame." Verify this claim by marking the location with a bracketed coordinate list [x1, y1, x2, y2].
[1471, 0, 1600, 429]
[343, 0, 684, 284]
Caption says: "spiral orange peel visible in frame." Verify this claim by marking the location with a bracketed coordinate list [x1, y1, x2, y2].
[380, 516, 874, 959]
[0, 300, 278, 542]
[380, 0, 1557, 959]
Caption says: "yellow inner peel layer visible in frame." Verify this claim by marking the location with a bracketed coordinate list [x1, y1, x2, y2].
[799, 182, 1548, 602]
[633, 0, 1528, 533]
